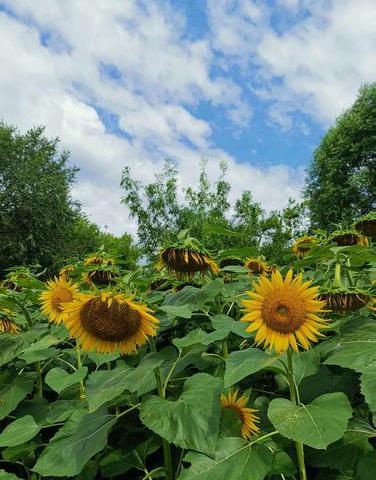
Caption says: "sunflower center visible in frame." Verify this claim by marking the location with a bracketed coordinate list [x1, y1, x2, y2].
[261, 288, 306, 333]
[51, 288, 74, 312]
[80, 298, 142, 342]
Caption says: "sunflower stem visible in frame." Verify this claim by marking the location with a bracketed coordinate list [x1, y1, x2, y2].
[287, 349, 307, 480]
[75, 342, 86, 400]
[221, 339, 229, 359]
[149, 339, 174, 480]
[35, 361, 43, 398]
[334, 262, 342, 288]
[345, 258, 354, 287]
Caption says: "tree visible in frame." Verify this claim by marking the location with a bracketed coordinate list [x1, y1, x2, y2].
[305, 83, 376, 230]
[0, 123, 78, 273]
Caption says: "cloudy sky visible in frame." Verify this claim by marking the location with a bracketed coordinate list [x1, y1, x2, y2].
[1, 0, 375, 236]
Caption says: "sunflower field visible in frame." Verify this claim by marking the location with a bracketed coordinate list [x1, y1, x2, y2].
[0, 219, 376, 480]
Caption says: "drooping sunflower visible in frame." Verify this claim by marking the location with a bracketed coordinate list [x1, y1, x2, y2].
[292, 235, 317, 258]
[62, 292, 159, 354]
[241, 269, 328, 353]
[0, 309, 19, 334]
[318, 289, 370, 313]
[244, 257, 272, 275]
[354, 211, 376, 237]
[220, 390, 259, 440]
[219, 256, 244, 269]
[157, 246, 219, 280]
[59, 264, 76, 279]
[83, 254, 117, 286]
[329, 229, 369, 247]
[40, 276, 79, 324]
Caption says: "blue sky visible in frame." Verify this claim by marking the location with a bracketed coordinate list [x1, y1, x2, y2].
[0, 0, 375, 235]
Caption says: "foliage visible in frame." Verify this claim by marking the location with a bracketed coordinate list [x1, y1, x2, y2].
[305, 83, 376, 229]
[0, 232, 375, 479]
[0, 123, 78, 273]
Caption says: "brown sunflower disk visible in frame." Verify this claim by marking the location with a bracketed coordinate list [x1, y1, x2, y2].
[81, 298, 142, 342]
[355, 220, 376, 237]
[331, 233, 361, 246]
[219, 258, 243, 268]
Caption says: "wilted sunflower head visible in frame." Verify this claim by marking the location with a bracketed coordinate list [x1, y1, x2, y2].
[241, 269, 328, 354]
[157, 246, 219, 280]
[354, 211, 376, 238]
[244, 257, 271, 275]
[219, 256, 244, 269]
[0, 308, 19, 334]
[329, 229, 368, 247]
[40, 276, 79, 324]
[63, 292, 159, 354]
[59, 264, 76, 279]
[220, 390, 259, 440]
[318, 289, 370, 313]
[83, 253, 116, 286]
[292, 236, 317, 257]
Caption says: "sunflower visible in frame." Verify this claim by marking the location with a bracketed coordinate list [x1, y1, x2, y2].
[292, 236, 316, 257]
[354, 212, 376, 237]
[241, 269, 328, 353]
[244, 257, 271, 275]
[0, 309, 19, 334]
[219, 257, 244, 268]
[59, 264, 76, 279]
[220, 390, 259, 440]
[83, 254, 116, 286]
[157, 247, 219, 280]
[318, 290, 370, 313]
[329, 230, 368, 247]
[62, 292, 159, 354]
[40, 276, 79, 324]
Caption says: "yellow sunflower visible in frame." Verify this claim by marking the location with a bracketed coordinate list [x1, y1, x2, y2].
[244, 257, 271, 275]
[157, 247, 219, 280]
[241, 269, 328, 353]
[291, 236, 316, 258]
[59, 264, 76, 278]
[83, 254, 116, 286]
[0, 309, 19, 334]
[220, 390, 259, 440]
[40, 276, 79, 324]
[62, 292, 159, 354]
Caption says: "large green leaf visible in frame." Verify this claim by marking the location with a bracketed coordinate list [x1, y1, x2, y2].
[178, 437, 272, 480]
[19, 335, 61, 364]
[45, 367, 88, 394]
[86, 354, 164, 412]
[360, 361, 376, 412]
[324, 323, 376, 372]
[0, 372, 37, 420]
[140, 373, 223, 456]
[173, 329, 228, 351]
[356, 451, 376, 480]
[0, 471, 23, 479]
[0, 415, 40, 447]
[33, 409, 117, 477]
[268, 393, 352, 449]
[211, 314, 250, 338]
[0, 326, 46, 367]
[224, 348, 282, 387]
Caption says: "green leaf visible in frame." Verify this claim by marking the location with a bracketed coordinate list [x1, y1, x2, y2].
[203, 226, 243, 237]
[224, 348, 282, 387]
[0, 471, 23, 480]
[85, 364, 134, 413]
[324, 323, 376, 372]
[268, 393, 352, 449]
[0, 415, 40, 447]
[33, 409, 117, 477]
[19, 335, 61, 364]
[0, 372, 37, 420]
[45, 367, 88, 394]
[306, 419, 374, 471]
[159, 305, 193, 319]
[173, 329, 227, 351]
[270, 451, 297, 476]
[356, 451, 376, 480]
[123, 353, 165, 396]
[211, 314, 250, 338]
[288, 348, 320, 386]
[0, 327, 46, 367]
[44, 400, 86, 424]
[221, 266, 249, 273]
[178, 437, 272, 480]
[360, 361, 376, 412]
[140, 373, 223, 456]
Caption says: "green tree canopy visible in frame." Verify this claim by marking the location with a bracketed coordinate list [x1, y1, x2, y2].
[0, 123, 78, 273]
[305, 83, 376, 230]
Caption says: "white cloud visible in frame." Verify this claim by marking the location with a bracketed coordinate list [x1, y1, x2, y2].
[0, 1, 312, 237]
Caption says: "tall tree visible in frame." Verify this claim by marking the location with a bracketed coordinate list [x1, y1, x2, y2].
[305, 83, 376, 229]
[0, 123, 78, 272]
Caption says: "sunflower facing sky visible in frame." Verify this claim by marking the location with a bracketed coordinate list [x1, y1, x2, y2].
[241, 269, 328, 353]
[62, 292, 159, 354]
[40, 276, 79, 324]
[220, 390, 260, 440]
